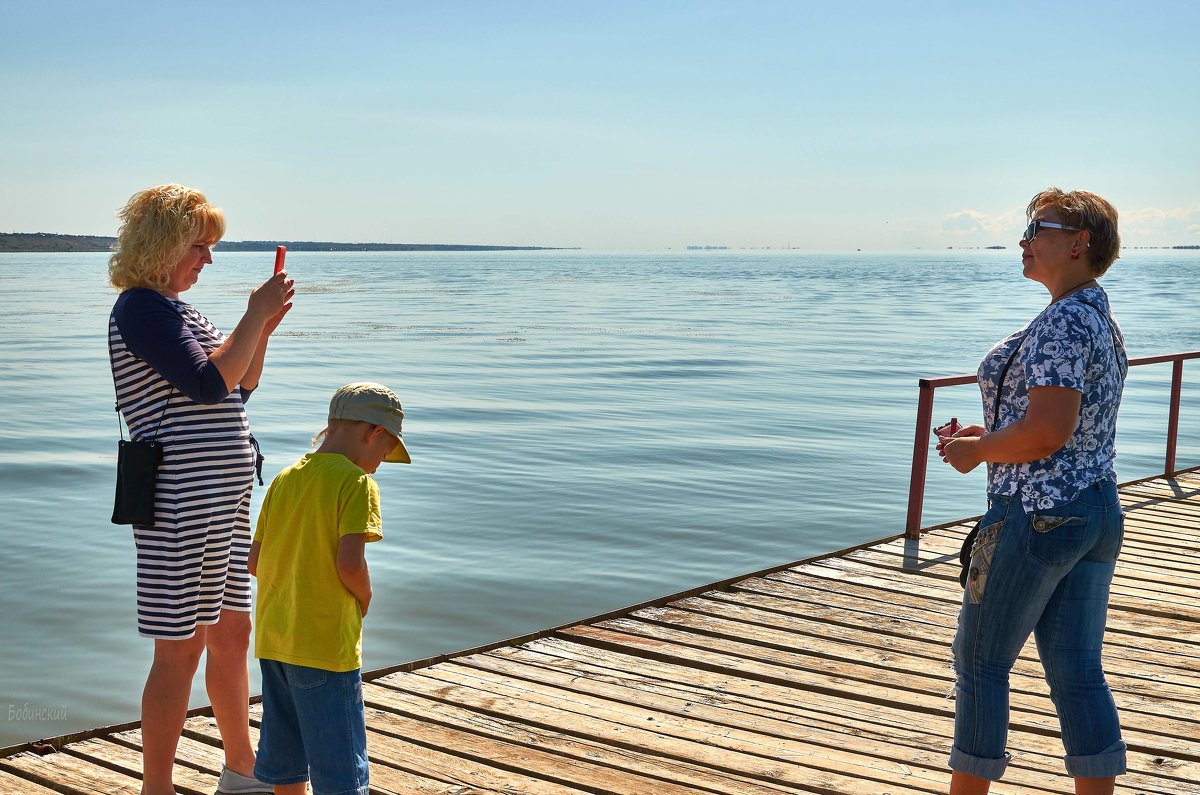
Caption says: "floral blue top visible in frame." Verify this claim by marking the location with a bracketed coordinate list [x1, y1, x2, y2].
[979, 286, 1127, 513]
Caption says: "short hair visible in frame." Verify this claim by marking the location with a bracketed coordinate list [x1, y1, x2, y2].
[108, 184, 225, 292]
[311, 418, 371, 449]
[1026, 187, 1120, 277]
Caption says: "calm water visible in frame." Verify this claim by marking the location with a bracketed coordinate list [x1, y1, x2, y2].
[1, 250, 1197, 746]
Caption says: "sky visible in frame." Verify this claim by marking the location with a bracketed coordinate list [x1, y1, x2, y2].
[3, 1, 1199, 250]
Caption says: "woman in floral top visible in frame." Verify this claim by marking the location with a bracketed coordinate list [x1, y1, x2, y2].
[938, 188, 1128, 795]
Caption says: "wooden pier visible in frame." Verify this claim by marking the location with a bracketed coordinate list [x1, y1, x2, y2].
[3, 470, 1198, 794]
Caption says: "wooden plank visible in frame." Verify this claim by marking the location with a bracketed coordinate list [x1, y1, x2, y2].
[526, 635, 958, 736]
[1126, 513, 1200, 532]
[730, 574, 960, 626]
[381, 665, 942, 794]
[772, 563, 1197, 653]
[182, 710, 501, 795]
[107, 725, 226, 775]
[63, 737, 217, 795]
[488, 641, 1200, 795]
[702, 587, 1200, 684]
[672, 593, 1200, 694]
[820, 552, 1200, 620]
[364, 731, 600, 795]
[1121, 525, 1200, 557]
[783, 557, 1200, 627]
[749, 569, 961, 616]
[851, 542, 1200, 601]
[364, 747, 588, 794]
[556, 623, 1200, 755]
[1124, 498, 1200, 519]
[364, 681, 801, 795]
[1126, 489, 1200, 507]
[876, 533, 1200, 586]
[1123, 519, 1200, 544]
[366, 695, 728, 795]
[851, 545, 1200, 606]
[0, 767, 63, 795]
[527, 631, 1199, 777]
[734, 571, 1200, 662]
[1121, 482, 1200, 503]
[1122, 505, 1200, 532]
[1119, 521, 1200, 554]
[450, 650, 1070, 794]
[608, 609, 1200, 728]
[1121, 482, 1200, 500]
[0, 751, 143, 795]
[1120, 504, 1200, 528]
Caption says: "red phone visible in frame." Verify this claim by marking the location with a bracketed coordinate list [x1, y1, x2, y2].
[933, 417, 960, 440]
[273, 245, 287, 275]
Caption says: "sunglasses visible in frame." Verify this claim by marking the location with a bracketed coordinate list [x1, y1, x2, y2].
[1023, 220, 1081, 242]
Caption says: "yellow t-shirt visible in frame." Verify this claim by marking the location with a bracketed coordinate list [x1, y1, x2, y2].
[253, 453, 382, 672]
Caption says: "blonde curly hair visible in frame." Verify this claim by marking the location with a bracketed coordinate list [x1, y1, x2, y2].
[108, 184, 225, 291]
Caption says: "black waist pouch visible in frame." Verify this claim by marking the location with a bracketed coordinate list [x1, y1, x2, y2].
[112, 439, 163, 525]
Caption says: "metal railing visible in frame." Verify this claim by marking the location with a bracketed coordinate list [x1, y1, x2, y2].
[905, 350, 1200, 538]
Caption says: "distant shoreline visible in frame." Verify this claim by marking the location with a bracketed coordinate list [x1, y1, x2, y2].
[0, 232, 575, 254]
[2, 232, 1196, 254]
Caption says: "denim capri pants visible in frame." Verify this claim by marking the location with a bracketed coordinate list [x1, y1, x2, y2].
[255, 660, 369, 795]
[950, 480, 1127, 781]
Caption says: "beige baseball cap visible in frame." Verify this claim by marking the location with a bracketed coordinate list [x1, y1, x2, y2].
[328, 382, 411, 464]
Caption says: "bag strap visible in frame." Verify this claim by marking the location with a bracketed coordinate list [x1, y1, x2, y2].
[108, 312, 173, 443]
[991, 294, 1124, 431]
[992, 337, 1026, 431]
[1073, 298, 1126, 373]
[112, 400, 170, 442]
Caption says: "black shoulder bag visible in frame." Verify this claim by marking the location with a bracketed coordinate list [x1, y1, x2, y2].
[112, 422, 164, 525]
[109, 331, 170, 525]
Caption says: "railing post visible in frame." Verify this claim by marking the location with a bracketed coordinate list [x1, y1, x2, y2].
[1165, 358, 1184, 476]
[906, 380, 936, 538]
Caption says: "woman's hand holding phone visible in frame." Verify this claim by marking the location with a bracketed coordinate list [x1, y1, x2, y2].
[252, 246, 294, 336]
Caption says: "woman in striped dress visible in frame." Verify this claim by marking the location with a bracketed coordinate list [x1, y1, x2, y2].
[107, 185, 293, 795]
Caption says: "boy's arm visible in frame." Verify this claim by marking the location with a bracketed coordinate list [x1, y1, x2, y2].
[336, 533, 372, 617]
[247, 540, 261, 577]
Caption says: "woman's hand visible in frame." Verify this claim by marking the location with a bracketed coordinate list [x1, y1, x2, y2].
[939, 435, 984, 473]
[937, 387, 1082, 473]
[246, 273, 294, 389]
[938, 424, 985, 473]
[210, 272, 295, 392]
[247, 271, 295, 327]
[953, 423, 987, 439]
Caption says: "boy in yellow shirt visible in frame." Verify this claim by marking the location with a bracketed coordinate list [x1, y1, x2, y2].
[248, 382, 410, 795]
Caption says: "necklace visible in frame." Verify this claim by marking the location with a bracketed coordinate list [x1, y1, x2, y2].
[1051, 278, 1097, 303]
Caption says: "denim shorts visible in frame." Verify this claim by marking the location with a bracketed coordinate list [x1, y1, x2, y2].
[255, 660, 369, 795]
[950, 481, 1127, 781]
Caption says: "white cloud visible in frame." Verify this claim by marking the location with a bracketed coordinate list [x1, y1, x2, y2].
[1122, 205, 1200, 245]
[941, 209, 1024, 243]
[941, 210, 989, 234]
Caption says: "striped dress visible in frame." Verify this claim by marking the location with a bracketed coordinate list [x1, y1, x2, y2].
[109, 289, 257, 640]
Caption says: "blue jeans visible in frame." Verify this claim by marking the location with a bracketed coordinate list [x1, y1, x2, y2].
[950, 481, 1126, 781]
[255, 660, 369, 795]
